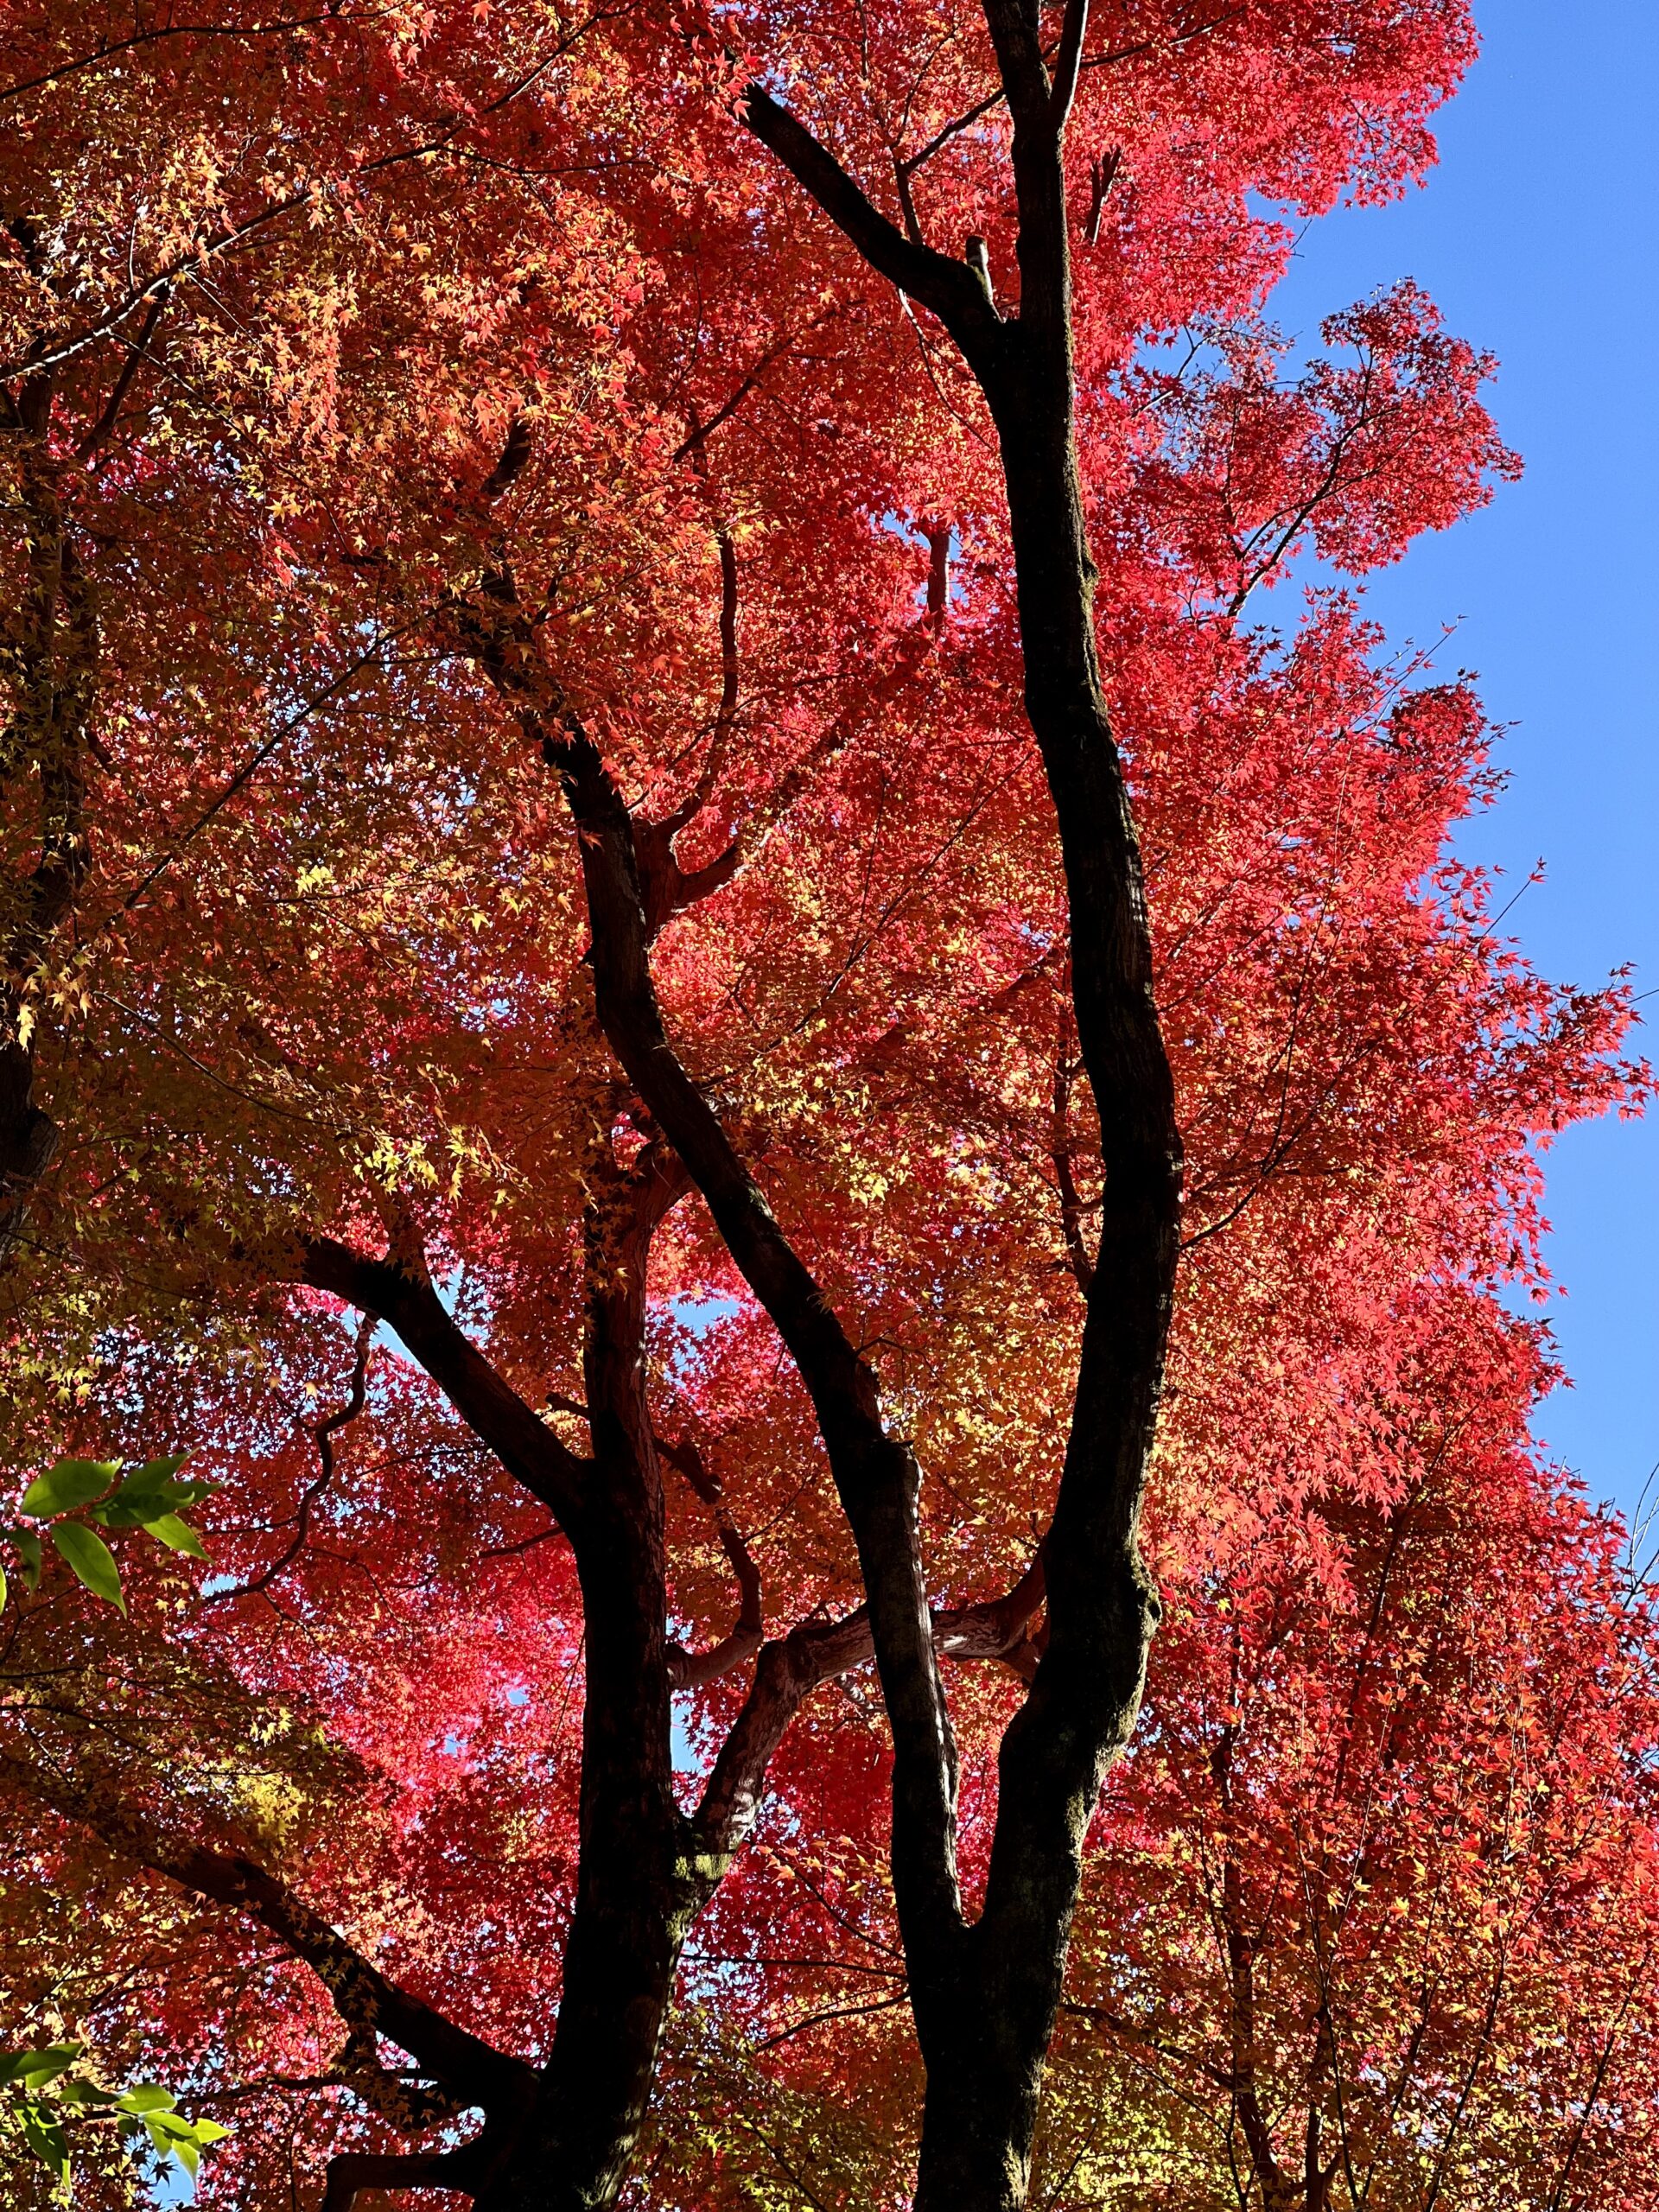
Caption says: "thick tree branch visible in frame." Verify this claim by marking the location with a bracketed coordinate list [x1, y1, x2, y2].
[692, 1556, 1046, 1878]
[480, 410, 535, 502]
[549, 714, 966, 1965]
[1083, 146, 1122, 247]
[0, 1755, 532, 2116]
[741, 87, 1001, 363]
[448, 563, 970, 2018]
[321, 2147, 486, 2212]
[298, 1236, 588, 1530]
[692, 1607, 874, 1873]
[1, 373, 100, 1255]
[332, 2025, 465, 2133]
[168, 1845, 526, 2114]
[979, 0, 1054, 127]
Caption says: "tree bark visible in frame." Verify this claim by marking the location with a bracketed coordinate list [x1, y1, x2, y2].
[1, 360, 99, 1258]
[746, 7, 1184, 2204]
[476, 1141, 695, 2212]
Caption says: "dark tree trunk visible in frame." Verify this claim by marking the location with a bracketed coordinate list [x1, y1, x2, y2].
[303, 1141, 703, 2212]
[476, 1144, 695, 2212]
[745, 5, 1184, 2205]
[1, 361, 97, 1259]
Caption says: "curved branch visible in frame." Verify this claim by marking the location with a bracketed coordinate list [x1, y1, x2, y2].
[556, 720, 965, 1960]
[321, 2145, 489, 2212]
[448, 569, 966, 1970]
[215, 1310, 376, 1602]
[691, 1554, 1046, 1879]
[659, 1433, 765, 1690]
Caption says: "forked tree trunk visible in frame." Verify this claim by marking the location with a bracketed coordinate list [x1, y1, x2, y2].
[744, 5, 1185, 2205]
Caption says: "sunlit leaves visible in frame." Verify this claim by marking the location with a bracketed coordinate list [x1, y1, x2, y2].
[0, 2043, 229, 2199]
[0, 3, 1651, 2209]
[2, 1453, 211, 1616]
[17, 1463, 118, 1520]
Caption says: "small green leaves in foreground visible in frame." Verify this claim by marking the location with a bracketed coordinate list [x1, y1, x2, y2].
[0, 2041, 229, 2199]
[19, 1460, 121, 1518]
[1, 1454, 213, 1616]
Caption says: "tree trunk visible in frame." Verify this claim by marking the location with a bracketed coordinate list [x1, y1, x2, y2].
[476, 1143, 693, 2212]
[746, 7, 1184, 2202]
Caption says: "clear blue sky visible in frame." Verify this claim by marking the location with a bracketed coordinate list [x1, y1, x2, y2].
[1267, 1, 1658, 1518]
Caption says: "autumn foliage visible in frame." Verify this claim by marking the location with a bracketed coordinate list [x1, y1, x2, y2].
[0, 2, 1652, 2209]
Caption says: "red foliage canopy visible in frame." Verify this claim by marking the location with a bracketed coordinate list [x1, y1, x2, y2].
[0, 3, 1650, 2209]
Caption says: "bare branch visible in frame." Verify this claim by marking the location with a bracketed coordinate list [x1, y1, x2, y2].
[75, 287, 169, 461]
[660, 1432, 765, 1690]
[0, 11, 382, 105]
[213, 1311, 377, 1602]
[0, 30, 594, 385]
[1084, 147, 1122, 246]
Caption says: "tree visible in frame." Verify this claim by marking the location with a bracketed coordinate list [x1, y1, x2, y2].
[0, 2, 1650, 2209]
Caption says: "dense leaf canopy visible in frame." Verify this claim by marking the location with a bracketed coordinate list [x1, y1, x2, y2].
[0, 3, 1651, 2209]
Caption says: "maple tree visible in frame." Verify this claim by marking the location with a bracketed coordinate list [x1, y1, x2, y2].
[0, 3, 1653, 2210]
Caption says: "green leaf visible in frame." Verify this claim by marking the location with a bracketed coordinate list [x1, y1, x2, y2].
[0, 2043, 82, 2086]
[140, 2107, 230, 2178]
[18, 2107, 69, 2183]
[50, 1522, 125, 1611]
[10, 1527, 41, 1589]
[116, 2085, 176, 2115]
[143, 2113, 203, 2172]
[20, 1458, 119, 1518]
[56, 2078, 121, 2106]
[98, 1465, 213, 1529]
[141, 1512, 208, 1560]
[120, 1454, 190, 1491]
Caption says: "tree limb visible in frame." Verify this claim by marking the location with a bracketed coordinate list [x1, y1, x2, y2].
[0, 1753, 533, 2116]
[321, 2145, 490, 2212]
[693, 1556, 1046, 1878]
[213, 1309, 377, 1602]
[659, 1432, 766, 1690]
[298, 1236, 588, 1532]
[741, 87, 1001, 364]
[449, 565, 968, 1993]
